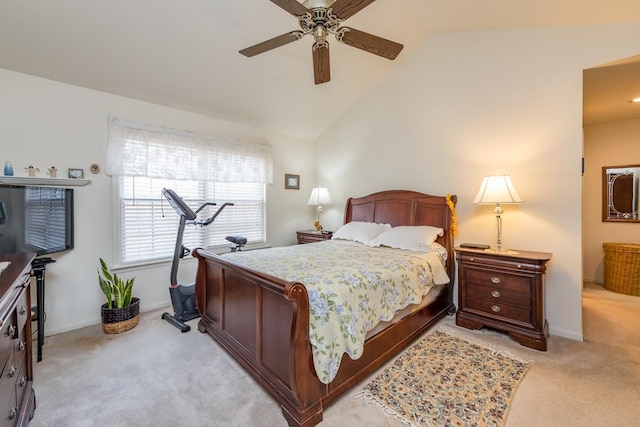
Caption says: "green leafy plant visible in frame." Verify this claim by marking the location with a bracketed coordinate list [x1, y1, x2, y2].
[98, 258, 135, 309]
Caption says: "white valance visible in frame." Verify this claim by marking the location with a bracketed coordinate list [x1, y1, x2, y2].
[105, 116, 273, 184]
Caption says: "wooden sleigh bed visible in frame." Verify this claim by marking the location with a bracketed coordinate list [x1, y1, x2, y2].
[193, 190, 457, 426]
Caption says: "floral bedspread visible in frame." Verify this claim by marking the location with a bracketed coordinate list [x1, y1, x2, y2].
[222, 240, 450, 384]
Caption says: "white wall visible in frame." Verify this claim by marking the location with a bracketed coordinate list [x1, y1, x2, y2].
[583, 118, 640, 283]
[316, 23, 640, 342]
[0, 68, 316, 335]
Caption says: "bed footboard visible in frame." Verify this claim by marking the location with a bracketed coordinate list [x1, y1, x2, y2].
[194, 248, 324, 427]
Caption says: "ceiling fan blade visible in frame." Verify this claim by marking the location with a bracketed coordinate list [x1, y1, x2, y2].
[337, 27, 403, 60]
[239, 31, 303, 57]
[313, 43, 330, 85]
[330, 0, 377, 20]
[270, 0, 309, 17]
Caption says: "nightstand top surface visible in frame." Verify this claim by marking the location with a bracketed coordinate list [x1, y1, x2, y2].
[454, 246, 552, 261]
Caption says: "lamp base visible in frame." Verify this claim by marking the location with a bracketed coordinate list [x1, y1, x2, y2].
[484, 248, 520, 255]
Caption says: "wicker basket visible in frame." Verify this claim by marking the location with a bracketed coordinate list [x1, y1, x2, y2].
[603, 243, 640, 296]
[101, 298, 140, 334]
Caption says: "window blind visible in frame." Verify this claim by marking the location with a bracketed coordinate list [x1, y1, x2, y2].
[120, 176, 265, 265]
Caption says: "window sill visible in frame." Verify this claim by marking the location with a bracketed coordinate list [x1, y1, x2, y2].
[111, 243, 271, 272]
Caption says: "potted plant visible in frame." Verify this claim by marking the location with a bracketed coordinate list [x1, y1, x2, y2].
[98, 258, 139, 334]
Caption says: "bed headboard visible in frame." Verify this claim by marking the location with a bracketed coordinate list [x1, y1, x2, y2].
[344, 190, 457, 277]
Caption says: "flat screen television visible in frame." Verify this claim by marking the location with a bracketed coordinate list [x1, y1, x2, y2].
[0, 185, 74, 256]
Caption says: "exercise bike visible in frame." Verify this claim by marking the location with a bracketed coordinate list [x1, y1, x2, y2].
[161, 188, 244, 332]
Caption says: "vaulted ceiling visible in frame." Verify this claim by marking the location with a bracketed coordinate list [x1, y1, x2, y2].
[1, 1, 640, 139]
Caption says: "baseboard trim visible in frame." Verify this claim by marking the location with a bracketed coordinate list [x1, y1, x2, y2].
[41, 302, 171, 337]
[549, 325, 583, 342]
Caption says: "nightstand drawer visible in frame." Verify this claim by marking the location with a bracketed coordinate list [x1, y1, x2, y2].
[466, 269, 530, 294]
[466, 283, 531, 308]
[296, 230, 332, 244]
[456, 252, 547, 273]
[466, 298, 531, 323]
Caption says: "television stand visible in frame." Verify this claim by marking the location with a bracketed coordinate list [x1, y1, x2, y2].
[31, 257, 56, 362]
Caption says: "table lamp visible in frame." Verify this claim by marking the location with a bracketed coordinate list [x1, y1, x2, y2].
[474, 175, 524, 254]
[307, 187, 332, 231]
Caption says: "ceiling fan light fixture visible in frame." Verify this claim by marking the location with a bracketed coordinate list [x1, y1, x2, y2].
[303, 0, 335, 9]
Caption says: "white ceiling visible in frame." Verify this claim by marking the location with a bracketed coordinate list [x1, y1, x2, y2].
[1, 1, 640, 139]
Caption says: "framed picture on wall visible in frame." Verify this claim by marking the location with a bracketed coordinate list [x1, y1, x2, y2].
[285, 174, 300, 190]
[68, 168, 84, 179]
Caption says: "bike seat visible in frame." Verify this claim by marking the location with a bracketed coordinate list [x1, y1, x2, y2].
[225, 235, 247, 245]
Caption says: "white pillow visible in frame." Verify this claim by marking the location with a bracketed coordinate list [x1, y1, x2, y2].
[332, 221, 392, 244]
[369, 225, 444, 252]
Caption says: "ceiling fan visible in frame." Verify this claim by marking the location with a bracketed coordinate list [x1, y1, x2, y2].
[239, 0, 404, 85]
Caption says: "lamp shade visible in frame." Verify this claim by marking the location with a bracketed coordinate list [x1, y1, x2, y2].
[307, 187, 332, 206]
[473, 175, 524, 205]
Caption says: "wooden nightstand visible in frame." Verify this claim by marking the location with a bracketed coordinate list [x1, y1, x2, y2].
[454, 247, 552, 351]
[296, 230, 332, 244]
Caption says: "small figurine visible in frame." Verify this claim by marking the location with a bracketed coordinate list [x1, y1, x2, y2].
[47, 166, 58, 178]
[25, 165, 40, 177]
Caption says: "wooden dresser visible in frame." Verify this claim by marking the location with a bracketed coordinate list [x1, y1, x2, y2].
[296, 230, 333, 244]
[0, 252, 36, 426]
[454, 247, 552, 351]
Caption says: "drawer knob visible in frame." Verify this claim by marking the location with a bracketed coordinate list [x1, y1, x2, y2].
[8, 365, 17, 378]
[491, 276, 501, 284]
[9, 407, 17, 420]
[19, 341, 26, 352]
[19, 376, 27, 387]
[20, 305, 28, 315]
[491, 305, 501, 313]
[491, 290, 501, 298]
[7, 324, 16, 338]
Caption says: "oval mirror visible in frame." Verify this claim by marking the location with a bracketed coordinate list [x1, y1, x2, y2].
[602, 165, 640, 222]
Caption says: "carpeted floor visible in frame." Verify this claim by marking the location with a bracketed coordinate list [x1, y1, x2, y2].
[30, 282, 640, 426]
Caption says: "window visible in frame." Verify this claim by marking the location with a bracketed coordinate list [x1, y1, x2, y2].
[106, 116, 273, 266]
[118, 176, 265, 265]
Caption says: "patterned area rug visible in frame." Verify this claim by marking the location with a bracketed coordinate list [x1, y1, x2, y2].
[361, 330, 530, 427]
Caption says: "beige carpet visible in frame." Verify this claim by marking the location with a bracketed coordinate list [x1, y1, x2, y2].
[30, 282, 640, 426]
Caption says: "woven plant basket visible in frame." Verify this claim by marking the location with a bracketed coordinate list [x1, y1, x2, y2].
[101, 297, 140, 334]
[603, 243, 640, 296]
